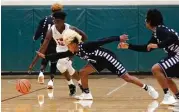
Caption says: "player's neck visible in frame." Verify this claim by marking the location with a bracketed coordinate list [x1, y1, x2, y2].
[57, 24, 65, 33]
[75, 45, 79, 53]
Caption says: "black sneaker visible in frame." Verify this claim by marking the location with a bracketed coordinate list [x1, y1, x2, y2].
[78, 84, 84, 93]
[68, 84, 76, 96]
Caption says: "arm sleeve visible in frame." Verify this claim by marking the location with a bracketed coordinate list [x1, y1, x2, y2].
[33, 18, 45, 40]
[84, 36, 120, 48]
[45, 51, 74, 61]
[157, 29, 178, 48]
[128, 36, 157, 52]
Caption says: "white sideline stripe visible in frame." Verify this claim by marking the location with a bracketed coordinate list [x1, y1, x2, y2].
[106, 82, 127, 96]
[7, 80, 17, 84]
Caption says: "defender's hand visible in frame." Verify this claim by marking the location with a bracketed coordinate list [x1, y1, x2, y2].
[120, 34, 128, 42]
[118, 42, 129, 49]
[28, 65, 33, 74]
[147, 43, 158, 51]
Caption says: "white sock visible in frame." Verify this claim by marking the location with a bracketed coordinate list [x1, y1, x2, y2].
[39, 71, 44, 76]
[142, 84, 146, 89]
[77, 80, 82, 85]
[67, 79, 74, 85]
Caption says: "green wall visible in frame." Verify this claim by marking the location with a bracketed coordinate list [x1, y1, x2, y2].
[2, 5, 179, 72]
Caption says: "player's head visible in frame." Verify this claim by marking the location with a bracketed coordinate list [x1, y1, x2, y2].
[145, 9, 164, 29]
[63, 29, 82, 53]
[51, 3, 63, 13]
[52, 11, 66, 29]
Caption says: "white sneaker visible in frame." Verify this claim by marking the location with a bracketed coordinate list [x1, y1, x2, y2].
[74, 100, 93, 108]
[168, 106, 179, 111]
[38, 72, 44, 84]
[147, 100, 159, 112]
[47, 80, 54, 89]
[161, 92, 177, 105]
[75, 93, 93, 100]
[147, 86, 159, 99]
[47, 89, 54, 99]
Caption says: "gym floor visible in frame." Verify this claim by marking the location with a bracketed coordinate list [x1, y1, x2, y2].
[1, 75, 179, 112]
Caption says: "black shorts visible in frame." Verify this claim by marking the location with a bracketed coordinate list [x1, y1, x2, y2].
[41, 42, 57, 65]
[89, 55, 127, 77]
[158, 54, 179, 78]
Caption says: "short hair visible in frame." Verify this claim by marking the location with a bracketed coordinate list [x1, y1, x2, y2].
[52, 11, 67, 20]
[146, 9, 164, 26]
[63, 29, 82, 45]
[51, 3, 63, 13]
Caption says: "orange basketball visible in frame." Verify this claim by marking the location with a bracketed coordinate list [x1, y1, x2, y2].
[16, 79, 31, 94]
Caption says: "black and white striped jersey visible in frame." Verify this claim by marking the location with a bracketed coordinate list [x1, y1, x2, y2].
[33, 15, 56, 45]
[129, 25, 179, 56]
[45, 36, 124, 70]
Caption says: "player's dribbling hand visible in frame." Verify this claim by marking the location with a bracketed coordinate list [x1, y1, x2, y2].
[147, 43, 158, 51]
[36, 51, 45, 59]
[28, 65, 33, 74]
[118, 42, 129, 49]
[120, 34, 128, 42]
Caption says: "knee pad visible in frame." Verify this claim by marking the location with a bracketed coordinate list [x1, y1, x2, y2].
[67, 64, 75, 76]
[56, 59, 67, 73]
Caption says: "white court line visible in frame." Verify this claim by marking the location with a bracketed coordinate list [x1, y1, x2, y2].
[7, 80, 17, 84]
[106, 82, 127, 96]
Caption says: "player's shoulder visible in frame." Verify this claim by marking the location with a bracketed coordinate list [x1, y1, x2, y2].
[156, 25, 170, 34]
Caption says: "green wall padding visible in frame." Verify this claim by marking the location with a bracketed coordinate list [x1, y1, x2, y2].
[2, 5, 179, 72]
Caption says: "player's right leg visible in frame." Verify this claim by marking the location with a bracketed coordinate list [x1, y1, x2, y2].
[56, 58, 76, 96]
[38, 59, 48, 84]
[105, 56, 159, 100]
[167, 78, 179, 100]
[47, 61, 57, 89]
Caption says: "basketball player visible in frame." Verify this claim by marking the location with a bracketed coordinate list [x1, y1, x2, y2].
[33, 3, 63, 86]
[119, 9, 179, 105]
[36, 28, 159, 100]
[29, 11, 87, 96]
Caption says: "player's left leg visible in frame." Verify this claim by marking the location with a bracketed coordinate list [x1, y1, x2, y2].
[75, 64, 97, 100]
[66, 60, 84, 94]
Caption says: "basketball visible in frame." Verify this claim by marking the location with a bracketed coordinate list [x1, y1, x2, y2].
[16, 79, 31, 94]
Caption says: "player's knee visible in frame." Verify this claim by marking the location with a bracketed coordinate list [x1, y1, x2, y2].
[122, 74, 133, 83]
[56, 63, 67, 73]
[151, 64, 162, 74]
[79, 69, 88, 77]
[68, 67, 75, 76]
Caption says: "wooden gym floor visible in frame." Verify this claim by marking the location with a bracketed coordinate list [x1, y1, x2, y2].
[1, 75, 179, 112]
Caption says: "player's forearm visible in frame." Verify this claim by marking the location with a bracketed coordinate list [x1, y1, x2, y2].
[96, 36, 120, 46]
[128, 44, 150, 52]
[45, 51, 74, 61]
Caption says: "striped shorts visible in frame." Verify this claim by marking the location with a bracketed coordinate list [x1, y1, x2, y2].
[158, 54, 179, 77]
[89, 55, 127, 77]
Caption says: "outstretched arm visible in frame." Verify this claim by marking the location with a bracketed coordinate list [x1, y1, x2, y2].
[119, 36, 157, 52]
[84, 34, 128, 48]
[28, 29, 53, 73]
[36, 51, 74, 61]
[33, 18, 45, 41]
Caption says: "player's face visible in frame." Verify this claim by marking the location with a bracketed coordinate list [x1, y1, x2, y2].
[145, 19, 151, 30]
[67, 43, 78, 53]
[54, 19, 64, 29]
